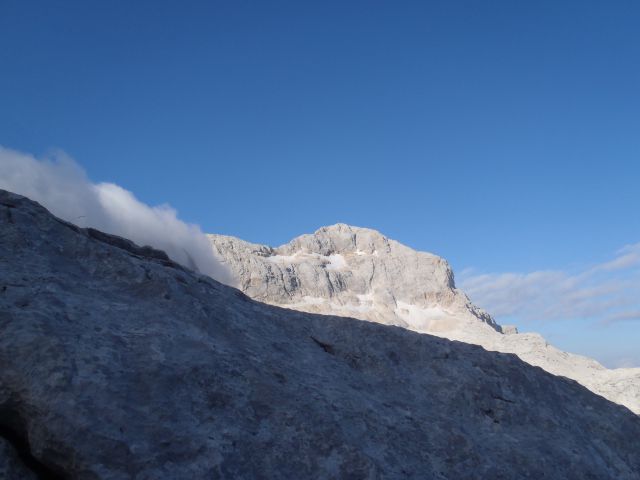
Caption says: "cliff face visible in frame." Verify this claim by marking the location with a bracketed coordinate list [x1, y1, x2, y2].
[2, 189, 640, 479]
[209, 224, 497, 333]
[210, 226, 640, 414]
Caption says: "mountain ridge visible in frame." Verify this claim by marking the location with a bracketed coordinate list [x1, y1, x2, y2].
[209, 224, 640, 414]
[2, 188, 640, 478]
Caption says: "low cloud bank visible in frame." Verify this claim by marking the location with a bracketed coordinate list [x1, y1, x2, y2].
[0, 146, 232, 284]
[459, 243, 640, 325]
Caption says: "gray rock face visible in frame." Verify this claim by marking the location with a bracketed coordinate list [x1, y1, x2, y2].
[2, 189, 640, 479]
[209, 225, 497, 332]
[209, 227, 640, 415]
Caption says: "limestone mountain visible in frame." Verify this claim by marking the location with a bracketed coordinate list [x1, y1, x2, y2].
[209, 224, 640, 414]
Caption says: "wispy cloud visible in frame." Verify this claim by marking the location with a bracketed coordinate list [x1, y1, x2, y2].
[0, 146, 232, 284]
[459, 244, 640, 325]
[601, 310, 640, 325]
[593, 243, 640, 272]
[611, 357, 640, 369]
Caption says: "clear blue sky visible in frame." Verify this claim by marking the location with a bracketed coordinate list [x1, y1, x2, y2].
[1, 1, 639, 365]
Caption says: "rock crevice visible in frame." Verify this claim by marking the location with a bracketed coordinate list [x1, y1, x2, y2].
[0, 409, 65, 480]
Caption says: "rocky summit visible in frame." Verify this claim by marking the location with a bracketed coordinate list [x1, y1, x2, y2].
[210, 225, 640, 415]
[2, 189, 640, 479]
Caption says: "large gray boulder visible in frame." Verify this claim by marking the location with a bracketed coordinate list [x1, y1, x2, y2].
[1, 189, 640, 479]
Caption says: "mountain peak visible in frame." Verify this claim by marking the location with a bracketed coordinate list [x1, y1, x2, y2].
[210, 226, 496, 332]
[281, 223, 441, 264]
[209, 226, 640, 414]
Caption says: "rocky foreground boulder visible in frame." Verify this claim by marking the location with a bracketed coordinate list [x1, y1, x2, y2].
[1, 189, 640, 479]
[209, 226, 640, 414]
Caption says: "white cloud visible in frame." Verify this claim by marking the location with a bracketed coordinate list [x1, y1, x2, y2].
[611, 357, 640, 369]
[0, 146, 232, 284]
[458, 245, 640, 325]
[594, 243, 640, 272]
[602, 310, 640, 325]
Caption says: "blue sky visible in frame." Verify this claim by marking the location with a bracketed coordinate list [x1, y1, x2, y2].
[1, 1, 638, 366]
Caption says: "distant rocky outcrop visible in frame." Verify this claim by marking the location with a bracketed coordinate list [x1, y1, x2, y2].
[210, 225, 640, 414]
[209, 224, 497, 332]
[2, 189, 640, 479]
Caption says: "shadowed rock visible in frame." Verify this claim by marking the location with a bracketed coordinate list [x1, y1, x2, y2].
[1, 189, 640, 479]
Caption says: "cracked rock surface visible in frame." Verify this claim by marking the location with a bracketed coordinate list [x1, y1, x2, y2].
[1, 189, 640, 479]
